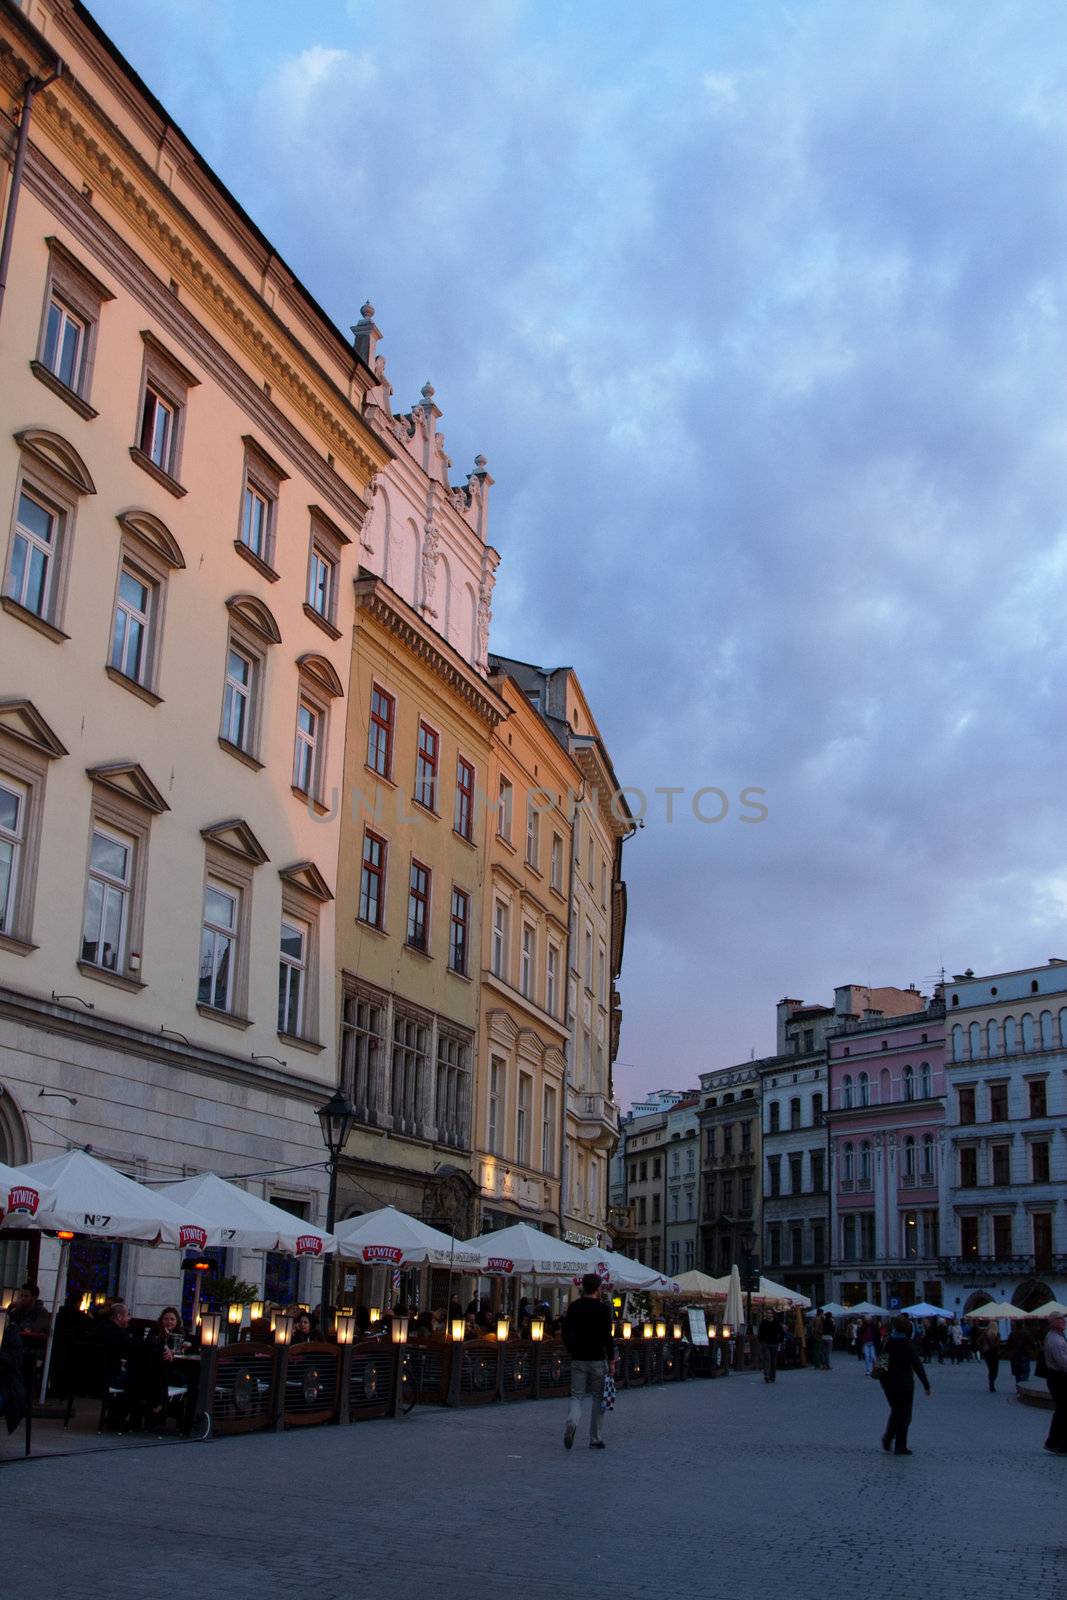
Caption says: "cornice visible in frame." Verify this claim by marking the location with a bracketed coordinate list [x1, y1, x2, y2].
[355, 576, 507, 729]
[22, 72, 391, 484]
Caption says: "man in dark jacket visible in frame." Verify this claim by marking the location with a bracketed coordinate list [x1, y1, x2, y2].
[561, 1274, 614, 1451]
[880, 1314, 932, 1455]
[756, 1311, 784, 1384]
[0, 1317, 27, 1435]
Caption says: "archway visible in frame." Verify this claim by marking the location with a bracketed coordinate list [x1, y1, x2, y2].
[0, 1080, 30, 1164]
[963, 1289, 993, 1315]
[1012, 1278, 1053, 1313]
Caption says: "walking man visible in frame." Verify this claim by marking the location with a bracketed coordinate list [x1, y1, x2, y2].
[1041, 1311, 1067, 1455]
[879, 1314, 932, 1456]
[859, 1315, 879, 1376]
[562, 1274, 615, 1451]
[757, 1310, 784, 1383]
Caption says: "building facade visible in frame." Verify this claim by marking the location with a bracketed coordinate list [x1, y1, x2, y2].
[698, 1064, 760, 1277]
[620, 1105, 670, 1271]
[0, 0, 389, 1311]
[941, 960, 1067, 1313]
[827, 997, 947, 1310]
[663, 1094, 700, 1278]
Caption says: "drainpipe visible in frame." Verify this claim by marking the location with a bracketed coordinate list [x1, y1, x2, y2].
[0, 66, 63, 328]
[557, 779, 584, 1239]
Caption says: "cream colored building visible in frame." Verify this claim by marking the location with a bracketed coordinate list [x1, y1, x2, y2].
[0, 0, 388, 1312]
[487, 659, 634, 1244]
[475, 672, 579, 1236]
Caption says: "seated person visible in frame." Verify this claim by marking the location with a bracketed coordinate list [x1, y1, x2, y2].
[132, 1307, 188, 1429]
[10, 1283, 51, 1338]
[289, 1309, 314, 1345]
[94, 1302, 134, 1430]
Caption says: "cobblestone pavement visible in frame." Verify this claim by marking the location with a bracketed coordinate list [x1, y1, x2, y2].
[3, 1357, 1064, 1597]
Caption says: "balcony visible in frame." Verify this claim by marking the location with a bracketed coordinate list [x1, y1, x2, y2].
[569, 1088, 619, 1148]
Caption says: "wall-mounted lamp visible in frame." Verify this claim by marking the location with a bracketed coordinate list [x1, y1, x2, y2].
[37, 1088, 78, 1105]
[51, 992, 95, 1010]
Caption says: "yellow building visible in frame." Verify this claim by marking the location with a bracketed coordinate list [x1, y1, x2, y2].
[475, 671, 581, 1235]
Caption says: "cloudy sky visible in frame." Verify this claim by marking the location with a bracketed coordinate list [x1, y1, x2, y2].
[89, 0, 1067, 1107]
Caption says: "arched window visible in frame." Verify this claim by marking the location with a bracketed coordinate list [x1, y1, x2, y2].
[919, 1060, 932, 1099]
[1060, 1008, 1067, 1047]
[1021, 1012, 1036, 1051]
[903, 1064, 914, 1102]
[859, 1140, 872, 1182]
[879, 1067, 891, 1103]
[842, 1074, 853, 1109]
[843, 1142, 854, 1181]
[986, 1020, 999, 1058]
[922, 1134, 935, 1180]
[1003, 1016, 1016, 1054]
[904, 1134, 916, 1177]
[951, 1024, 964, 1061]
[858, 1072, 869, 1107]
[1040, 1010, 1053, 1049]
[969, 1021, 981, 1058]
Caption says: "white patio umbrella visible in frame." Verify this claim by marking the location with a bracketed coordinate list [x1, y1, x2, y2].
[668, 1269, 729, 1300]
[964, 1300, 1031, 1320]
[16, 1150, 216, 1247]
[464, 1223, 592, 1280]
[574, 1246, 663, 1291]
[161, 1172, 336, 1256]
[1029, 1300, 1067, 1318]
[809, 1299, 850, 1318]
[0, 1160, 58, 1227]
[333, 1204, 479, 1268]
[753, 1275, 811, 1308]
[722, 1263, 745, 1328]
[848, 1301, 885, 1316]
[900, 1300, 949, 1318]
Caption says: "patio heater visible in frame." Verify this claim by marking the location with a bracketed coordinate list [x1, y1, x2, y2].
[316, 1087, 357, 1328]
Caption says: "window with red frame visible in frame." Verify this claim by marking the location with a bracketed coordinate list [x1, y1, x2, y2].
[448, 887, 469, 975]
[367, 686, 395, 778]
[407, 860, 430, 951]
[359, 830, 386, 928]
[454, 756, 475, 840]
[415, 720, 439, 810]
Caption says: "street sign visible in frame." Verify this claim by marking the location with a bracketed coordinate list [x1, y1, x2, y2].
[888, 1296, 900, 1309]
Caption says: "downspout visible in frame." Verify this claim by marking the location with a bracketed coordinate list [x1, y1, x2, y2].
[0, 66, 62, 328]
[557, 779, 584, 1238]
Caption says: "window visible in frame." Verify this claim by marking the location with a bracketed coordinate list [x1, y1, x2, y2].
[340, 982, 385, 1123]
[789, 1097, 801, 1130]
[390, 1010, 429, 1136]
[1033, 1211, 1053, 1268]
[415, 721, 439, 810]
[434, 1032, 471, 1150]
[277, 917, 307, 1037]
[767, 1155, 781, 1197]
[448, 888, 470, 976]
[919, 1061, 932, 1098]
[958, 1085, 976, 1124]
[292, 698, 322, 797]
[488, 1057, 504, 1154]
[550, 832, 563, 892]
[0, 776, 26, 938]
[525, 799, 539, 868]
[803, 1028, 814, 1053]
[0, 707, 64, 954]
[358, 830, 386, 929]
[1031, 1141, 1050, 1183]
[991, 1143, 1010, 1185]
[811, 1221, 825, 1263]
[652, 1193, 661, 1223]
[921, 1134, 935, 1180]
[541, 1085, 557, 1172]
[788, 1153, 802, 1193]
[740, 1120, 751, 1153]
[903, 1064, 914, 1102]
[367, 686, 395, 779]
[219, 596, 279, 764]
[768, 1101, 780, 1133]
[842, 1214, 856, 1261]
[520, 923, 535, 998]
[34, 240, 113, 409]
[812, 1092, 823, 1123]
[653, 1156, 662, 1180]
[546, 943, 559, 1017]
[454, 756, 475, 840]
[810, 1150, 824, 1191]
[992, 1214, 1013, 1258]
[859, 1213, 875, 1257]
[491, 899, 509, 979]
[7, 487, 61, 623]
[240, 480, 270, 560]
[598, 944, 607, 1007]
[960, 1215, 979, 1257]
[859, 1141, 872, 1185]
[235, 437, 286, 575]
[81, 826, 132, 973]
[222, 646, 255, 751]
[843, 1143, 854, 1183]
[669, 1241, 679, 1274]
[902, 1210, 919, 1259]
[133, 332, 196, 490]
[406, 861, 430, 952]
[198, 880, 238, 1011]
[767, 1224, 781, 1264]
[517, 1072, 532, 1165]
[497, 775, 513, 841]
[721, 1179, 732, 1212]
[723, 1124, 733, 1157]
[903, 1135, 917, 1179]
[584, 925, 593, 989]
[1029, 1079, 1047, 1118]
[790, 1225, 803, 1263]
[842, 1074, 853, 1109]
[959, 1147, 978, 1188]
[858, 1072, 870, 1107]
[4, 434, 95, 637]
[303, 508, 346, 635]
[989, 1081, 1009, 1121]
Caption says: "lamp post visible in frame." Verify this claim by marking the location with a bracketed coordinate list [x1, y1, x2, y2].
[740, 1228, 758, 1336]
[316, 1087, 357, 1328]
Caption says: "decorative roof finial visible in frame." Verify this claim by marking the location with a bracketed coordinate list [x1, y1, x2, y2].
[421, 381, 435, 403]
[474, 453, 487, 471]
[360, 301, 375, 319]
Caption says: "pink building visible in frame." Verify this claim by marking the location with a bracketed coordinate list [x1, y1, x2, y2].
[828, 996, 947, 1309]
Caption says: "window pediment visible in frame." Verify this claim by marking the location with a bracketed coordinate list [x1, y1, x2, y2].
[296, 652, 344, 698]
[116, 509, 185, 570]
[14, 429, 96, 496]
[279, 860, 333, 902]
[200, 818, 269, 866]
[487, 1008, 519, 1049]
[225, 593, 281, 645]
[0, 698, 67, 759]
[86, 761, 169, 814]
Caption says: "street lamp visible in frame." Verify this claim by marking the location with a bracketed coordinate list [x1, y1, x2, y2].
[316, 1086, 357, 1326]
